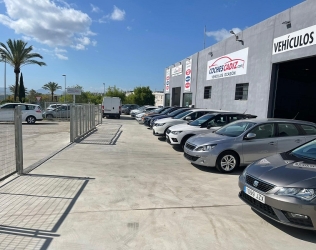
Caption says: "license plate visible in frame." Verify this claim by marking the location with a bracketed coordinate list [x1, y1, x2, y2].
[244, 186, 265, 204]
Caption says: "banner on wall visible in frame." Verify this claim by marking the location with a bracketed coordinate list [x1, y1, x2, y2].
[272, 25, 316, 55]
[171, 65, 182, 77]
[184, 59, 192, 92]
[206, 48, 248, 80]
[165, 68, 170, 93]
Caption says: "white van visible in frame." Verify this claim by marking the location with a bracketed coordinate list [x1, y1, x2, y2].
[102, 97, 122, 118]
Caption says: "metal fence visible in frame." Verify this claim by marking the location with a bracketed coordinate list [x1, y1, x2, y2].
[42, 102, 89, 120]
[0, 107, 23, 180]
[70, 104, 102, 142]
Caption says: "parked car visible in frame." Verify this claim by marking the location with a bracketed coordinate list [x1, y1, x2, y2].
[43, 104, 71, 118]
[121, 104, 139, 115]
[166, 112, 255, 149]
[239, 138, 316, 230]
[135, 108, 162, 123]
[143, 107, 180, 126]
[0, 103, 43, 124]
[149, 108, 190, 128]
[130, 106, 157, 118]
[152, 109, 222, 136]
[183, 118, 316, 173]
[46, 104, 62, 111]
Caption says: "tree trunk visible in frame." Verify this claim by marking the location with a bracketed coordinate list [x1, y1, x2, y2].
[14, 72, 19, 101]
[51, 92, 54, 101]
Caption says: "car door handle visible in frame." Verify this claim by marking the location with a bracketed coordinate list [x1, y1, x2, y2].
[295, 139, 301, 143]
[269, 142, 276, 145]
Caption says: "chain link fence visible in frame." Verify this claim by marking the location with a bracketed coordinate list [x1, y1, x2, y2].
[0, 107, 23, 180]
[70, 104, 102, 142]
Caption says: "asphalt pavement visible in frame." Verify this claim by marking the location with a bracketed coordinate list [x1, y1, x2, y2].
[0, 116, 315, 250]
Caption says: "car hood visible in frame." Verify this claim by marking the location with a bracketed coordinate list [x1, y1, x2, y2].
[169, 123, 205, 132]
[187, 132, 234, 145]
[246, 153, 316, 188]
[155, 117, 174, 124]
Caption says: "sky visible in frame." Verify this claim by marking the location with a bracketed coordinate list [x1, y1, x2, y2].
[0, 0, 305, 94]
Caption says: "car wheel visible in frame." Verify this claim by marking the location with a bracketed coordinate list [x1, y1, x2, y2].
[216, 151, 240, 173]
[118, 115, 121, 119]
[46, 114, 53, 119]
[26, 116, 36, 124]
[164, 127, 170, 136]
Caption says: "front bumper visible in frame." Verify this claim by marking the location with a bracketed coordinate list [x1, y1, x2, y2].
[152, 124, 168, 136]
[183, 145, 217, 167]
[166, 132, 181, 145]
[238, 175, 316, 230]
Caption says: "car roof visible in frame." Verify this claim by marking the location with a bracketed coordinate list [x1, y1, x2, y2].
[2, 103, 38, 106]
[236, 118, 316, 125]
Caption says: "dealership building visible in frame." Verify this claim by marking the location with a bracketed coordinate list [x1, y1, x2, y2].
[164, 0, 316, 122]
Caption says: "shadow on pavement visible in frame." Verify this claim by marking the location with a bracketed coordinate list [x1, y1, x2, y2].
[252, 209, 316, 242]
[191, 163, 245, 175]
[0, 174, 93, 249]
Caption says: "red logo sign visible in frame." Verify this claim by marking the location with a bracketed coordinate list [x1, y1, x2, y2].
[186, 69, 191, 75]
[185, 83, 190, 88]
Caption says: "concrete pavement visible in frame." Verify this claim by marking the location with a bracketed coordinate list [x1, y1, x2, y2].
[0, 116, 315, 250]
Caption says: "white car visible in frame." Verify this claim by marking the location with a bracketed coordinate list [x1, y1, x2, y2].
[152, 109, 225, 136]
[166, 112, 252, 148]
[130, 106, 157, 118]
[0, 103, 43, 124]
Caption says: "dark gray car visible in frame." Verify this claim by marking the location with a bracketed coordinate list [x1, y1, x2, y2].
[239, 139, 316, 230]
[184, 118, 316, 173]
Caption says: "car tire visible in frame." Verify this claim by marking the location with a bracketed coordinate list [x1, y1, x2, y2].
[118, 115, 121, 119]
[164, 127, 170, 136]
[46, 114, 54, 119]
[26, 115, 36, 124]
[215, 151, 240, 173]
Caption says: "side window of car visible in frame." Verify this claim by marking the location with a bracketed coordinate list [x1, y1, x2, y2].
[228, 115, 244, 123]
[300, 125, 316, 135]
[27, 105, 35, 110]
[208, 115, 228, 127]
[20, 105, 27, 110]
[277, 123, 300, 137]
[2, 104, 16, 109]
[249, 123, 275, 139]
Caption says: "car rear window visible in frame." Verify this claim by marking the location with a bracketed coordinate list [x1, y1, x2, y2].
[300, 125, 316, 135]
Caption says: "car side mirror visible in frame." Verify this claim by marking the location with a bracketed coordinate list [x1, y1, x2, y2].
[206, 124, 212, 129]
[185, 116, 192, 120]
[245, 133, 256, 140]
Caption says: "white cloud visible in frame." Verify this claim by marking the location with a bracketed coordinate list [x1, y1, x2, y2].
[56, 53, 68, 60]
[110, 5, 125, 21]
[127, 26, 132, 31]
[0, 0, 95, 52]
[205, 27, 242, 42]
[90, 3, 101, 13]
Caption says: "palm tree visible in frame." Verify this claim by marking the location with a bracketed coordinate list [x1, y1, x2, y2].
[9, 84, 28, 96]
[0, 39, 46, 101]
[42, 82, 62, 101]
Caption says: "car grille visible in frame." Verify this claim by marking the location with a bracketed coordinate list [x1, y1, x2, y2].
[185, 142, 196, 151]
[282, 211, 314, 227]
[239, 191, 278, 220]
[184, 152, 199, 162]
[246, 175, 275, 193]
[166, 129, 171, 134]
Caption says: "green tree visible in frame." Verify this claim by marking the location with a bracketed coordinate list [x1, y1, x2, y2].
[19, 73, 25, 102]
[124, 93, 135, 104]
[0, 39, 46, 101]
[42, 82, 62, 101]
[9, 84, 28, 97]
[133, 86, 155, 106]
[105, 86, 126, 103]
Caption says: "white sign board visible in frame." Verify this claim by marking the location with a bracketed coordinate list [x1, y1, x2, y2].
[165, 68, 170, 93]
[206, 48, 249, 81]
[184, 59, 192, 92]
[273, 25, 316, 55]
[171, 65, 182, 77]
[67, 88, 82, 95]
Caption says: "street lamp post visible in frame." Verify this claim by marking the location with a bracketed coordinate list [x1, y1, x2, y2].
[62, 74, 66, 103]
[103, 83, 105, 95]
[1, 53, 6, 100]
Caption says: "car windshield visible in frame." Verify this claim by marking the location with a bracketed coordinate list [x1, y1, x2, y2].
[160, 108, 172, 114]
[215, 121, 256, 137]
[189, 114, 215, 126]
[174, 110, 192, 119]
[169, 109, 189, 117]
[290, 140, 316, 161]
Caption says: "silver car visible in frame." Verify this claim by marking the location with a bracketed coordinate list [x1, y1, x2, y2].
[239, 139, 316, 230]
[183, 118, 316, 173]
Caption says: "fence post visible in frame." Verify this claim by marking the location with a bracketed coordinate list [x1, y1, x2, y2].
[15, 106, 23, 175]
[70, 104, 75, 142]
[75, 106, 78, 138]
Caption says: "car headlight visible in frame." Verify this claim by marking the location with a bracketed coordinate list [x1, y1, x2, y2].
[195, 144, 216, 152]
[171, 131, 182, 135]
[276, 188, 316, 201]
[155, 123, 165, 126]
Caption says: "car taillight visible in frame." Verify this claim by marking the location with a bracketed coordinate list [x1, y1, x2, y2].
[36, 110, 41, 113]
[102, 105, 104, 110]
[119, 106, 121, 111]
